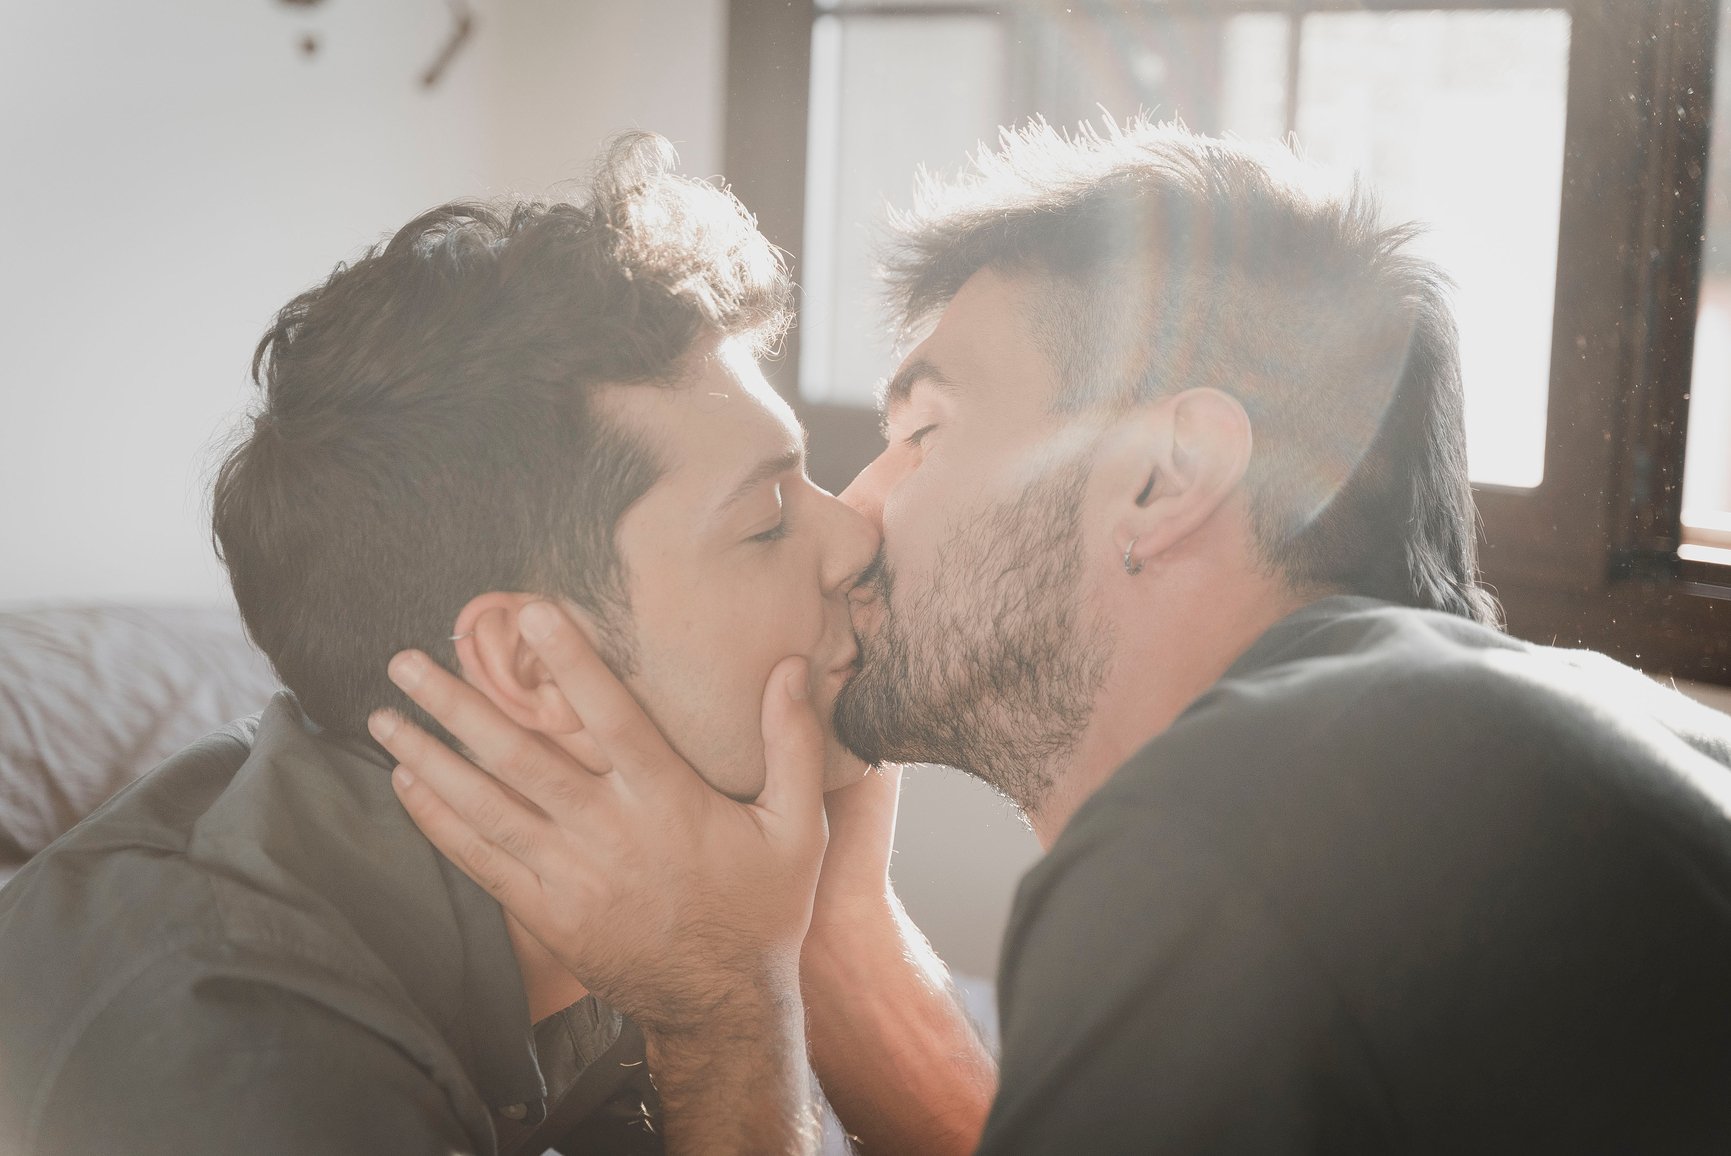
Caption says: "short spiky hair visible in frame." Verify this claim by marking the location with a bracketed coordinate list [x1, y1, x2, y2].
[214, 132, 791, 741]
[885, 119, 1498, 626]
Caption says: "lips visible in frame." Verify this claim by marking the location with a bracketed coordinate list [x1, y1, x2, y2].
[847, 590, 884, 646]
[824, 643, 861, 680]
[846, 549, 889, 645]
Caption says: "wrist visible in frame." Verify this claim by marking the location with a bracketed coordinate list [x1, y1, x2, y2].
[641, 964, 805, 1054]
[640, 971, 819, 1156]
[805, 884, 909, 956]
[806, 884, 900, 952]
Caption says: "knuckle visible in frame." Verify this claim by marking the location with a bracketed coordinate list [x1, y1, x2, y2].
[568, 734, 612, 775]
[494, 819, 536, 862]
[544, 774, 583, 810]
[462, 839, 508, 896]
[469, 792, 509, 835]
[593, 713, 635, 749]
[501, 731, 546, 778]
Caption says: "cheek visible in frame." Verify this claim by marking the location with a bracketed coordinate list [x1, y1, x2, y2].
[636, 554, 828, 683]
[626, 562, 829, 798]
[745, 548, 828, 650]
[884, 455, 967, 576]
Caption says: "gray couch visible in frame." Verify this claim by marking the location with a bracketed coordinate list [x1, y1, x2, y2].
[0, 604, 280, 885]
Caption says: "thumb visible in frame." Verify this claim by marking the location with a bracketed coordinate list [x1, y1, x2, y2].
[757, 655, 826, 823]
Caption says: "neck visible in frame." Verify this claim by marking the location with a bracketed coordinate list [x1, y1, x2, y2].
[1025, 567, 1324, 849]
[505, 912, 589, 1024]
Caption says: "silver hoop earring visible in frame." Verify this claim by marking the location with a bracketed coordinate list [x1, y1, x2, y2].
[1122, 538, 1144, 577]
[448, 631, 474, 642]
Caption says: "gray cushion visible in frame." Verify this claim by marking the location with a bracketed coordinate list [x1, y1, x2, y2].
[0, 605, 279, 881]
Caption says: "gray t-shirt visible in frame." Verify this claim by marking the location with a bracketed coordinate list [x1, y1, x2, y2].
[980, 597, 1731, 1154]
[0, 693, 661, 1156]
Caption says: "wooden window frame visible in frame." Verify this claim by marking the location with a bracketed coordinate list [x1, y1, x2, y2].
[725, 0, 1731, 685]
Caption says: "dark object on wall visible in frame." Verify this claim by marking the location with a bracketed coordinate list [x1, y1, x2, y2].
[273, 0, 476, 90]
[422, 0, 475, 89]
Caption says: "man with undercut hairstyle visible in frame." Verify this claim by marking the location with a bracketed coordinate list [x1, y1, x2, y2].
[0, 134, 878, 1156]
[383, 121, 1731, 1154]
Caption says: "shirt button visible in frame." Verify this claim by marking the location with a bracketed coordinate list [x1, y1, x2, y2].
[499, 1103, 528, 1121]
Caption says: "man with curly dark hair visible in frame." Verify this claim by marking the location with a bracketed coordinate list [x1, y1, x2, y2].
[0, 134, 876, 1155]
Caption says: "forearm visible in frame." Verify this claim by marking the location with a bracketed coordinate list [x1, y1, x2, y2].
[644, 977, 821, 1156]
[802, 891, 997, 1155]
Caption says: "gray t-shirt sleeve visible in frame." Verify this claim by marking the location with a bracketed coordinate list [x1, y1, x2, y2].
[31, 973, 478, 1156]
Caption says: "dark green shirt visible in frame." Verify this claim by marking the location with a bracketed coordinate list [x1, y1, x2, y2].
[0, 693, 662, 1156]
[980, 597, 1731, 1154]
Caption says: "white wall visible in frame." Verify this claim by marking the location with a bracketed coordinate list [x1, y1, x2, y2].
[893, 768, 1042, 979]
[489, 0, 725, 191]
[0, 0, 724, 607]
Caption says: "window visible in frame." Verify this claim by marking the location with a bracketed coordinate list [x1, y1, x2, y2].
[1288, 10, 1570, 489]
[725, 0, 1731, 685]
[1686, 0, 1731, 564]
[798, 10, 1008, 406]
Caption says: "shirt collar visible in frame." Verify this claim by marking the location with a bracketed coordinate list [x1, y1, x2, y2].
[1215, 594, 1395, 686]
[236, 694, 553, 1117]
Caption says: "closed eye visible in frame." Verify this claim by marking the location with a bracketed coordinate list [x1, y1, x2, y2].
[905, 423, 938, 449]
[750, 517, 790, 543]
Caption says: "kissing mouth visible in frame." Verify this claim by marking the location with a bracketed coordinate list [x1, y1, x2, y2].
[849, 545, 889, 603]
[841, 545, 890, 661]
[845, 594, 884, 652]
[824, 642, 861, 679]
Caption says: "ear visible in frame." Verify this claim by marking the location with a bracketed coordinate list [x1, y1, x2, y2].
[449, 592, 586, 737]
[1100, 388, 1253, 574]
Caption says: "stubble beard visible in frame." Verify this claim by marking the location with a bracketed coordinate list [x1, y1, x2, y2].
[833, 461, 1112, 815]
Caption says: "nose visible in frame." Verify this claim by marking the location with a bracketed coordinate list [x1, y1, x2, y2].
[838, 448, 892, 532]
[818, 484, 882, 596]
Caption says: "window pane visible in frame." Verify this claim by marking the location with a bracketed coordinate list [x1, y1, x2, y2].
[800, 14, 1007, 404]
[1219, 14, 1291, 142]
[799, 4, 1571, 490]
[1684, 1, 1731, 551]
[1294, 10, 1571, 490]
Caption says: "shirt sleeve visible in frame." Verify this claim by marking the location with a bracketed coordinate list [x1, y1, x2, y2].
[976, 811, 1399, 1155]
[29, 973, 481, 1156]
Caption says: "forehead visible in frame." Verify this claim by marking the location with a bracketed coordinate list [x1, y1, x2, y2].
[882, 269, 1060, 416]
[602, 338, 801, 493]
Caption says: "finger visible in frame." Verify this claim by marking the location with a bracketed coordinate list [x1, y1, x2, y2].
[549, 726, 612, 778]
[389, 760, 548, 925]
[370, 709, 569, 866]
[518, 601, 687, 784]
[756, 655, 827, 825]
[386, 649, 610, 807]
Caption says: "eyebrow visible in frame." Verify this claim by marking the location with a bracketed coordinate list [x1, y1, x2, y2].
[876, 357, 957, 437]
[714, 446, 804, 517]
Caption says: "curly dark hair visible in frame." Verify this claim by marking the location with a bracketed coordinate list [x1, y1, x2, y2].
[213, 132, 791, 741]
[884, 118, 1498, 627]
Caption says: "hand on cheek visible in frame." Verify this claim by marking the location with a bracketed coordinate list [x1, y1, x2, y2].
[372, 604, 829, 1039]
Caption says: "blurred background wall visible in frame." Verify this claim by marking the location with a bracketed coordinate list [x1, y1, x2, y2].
[0, 0, 725, 606]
